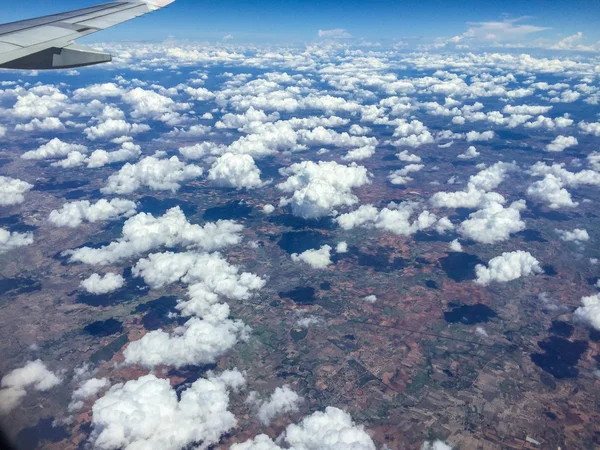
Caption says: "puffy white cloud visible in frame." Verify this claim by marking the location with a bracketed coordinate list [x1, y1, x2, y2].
[469, 161, 517, 191]
[66, 207, 242, 265]
[545, 135, 577, 152]
[573, 294, 600, 331]
[91, 370, 245, 450]
[49, 198, 137, 228]
[124, 251, 265, 367]
[216, 107, 279, 129]
[458, 146, 480, 159]
[208, 153, 264, 189]
[231, 407, 375, 450]
[502, 105, 552, 115]
[336, 241, 348, 253]
[80, 273, 125, 295]
[529, 161, 600, 187]
[68, 377, 109, 412]
[263, 204, 275, 214]
[465, 130, 494, 142]
[51, 151, 88, 168]
[556, 228, 589, 242]
[84, 119, 150, 140]
[0, 360, 62, 414]
[15, 117, 64, 132]
[0, 228, 33, 254]
[291, 245, 332, 269]
[526, 174, 578, 209]
[21, 138, 87, 160]
[0, 176, 33, 206]
[86, 142, 142, 168]
[362, 295, 377, 303]
[342, 145, 376, 161]
[387, 164, 424, 185]
[102, 156, 203, 194]
[475, 251, 543, 285]
[430, 185, 505, 209]
[336, 202, 437, 236]
[396, 150, 422, 162]
[250, 385, 302, 426]
[458, 200, 526, 244]
[449, 239, 463, 252]
[278, 161, 370, 219]
[436, 216, 454, 234]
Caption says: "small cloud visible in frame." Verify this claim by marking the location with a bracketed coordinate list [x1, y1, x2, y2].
[318, 28, 352, 39]
[222, 34, 233, 41]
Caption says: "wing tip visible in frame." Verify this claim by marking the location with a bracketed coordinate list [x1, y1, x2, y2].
[142, 0, 176, 10]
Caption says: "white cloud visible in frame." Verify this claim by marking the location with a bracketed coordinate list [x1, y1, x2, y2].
[91, 370, 245, 450]
[0, 228, 33, 254]
[387, 164, 424, 185]
[475, 250, 543, 285]
[573, 294, 600, 331]
[0, 360, 62, 414]
[449, 239, 463, 252]
[526, 174, 578, 209]
[318, 29, 352, 39]
[502, 105, 552, 115]
[15, 117, 64, 132]
[278, 161, 370, 219]
[458, 200, 526, 244]
[250, 385, 302, 426]
[422, 440, 454, 450]
[291, 245, 332, 269]
[362, 295, 377, 303]
[263, 204, 275, 214]
[21, 138, 87, 160]
[336, 241, 348, 253]
[84, 119, 150, 140]
[86, 142, 142, 168]
[342, 145, 376, 161]
[556, 228, 589, 242]
[68, 377, 109, 412]
[448, 18, 549, 45]
[66, 207, 243, 265]
[396, 150, 421, 162]
[49, 198, 137, 228]
[208, 153, 264, 189]
[102, 156, 203, 194]
[80, 273, 125, 295]
[458, 146, 480, 159]
[465, 130, 494, 142]
[545, 135, 577, 152]
[0, 176, 33, 206]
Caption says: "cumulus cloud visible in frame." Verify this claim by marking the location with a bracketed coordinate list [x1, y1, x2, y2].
[66, 207, 243, 265]
[86, 142, 142, 168]
[68, 377, 109, 412]
[208, 153, 265, 189]
[15, 117, 64, 132]
[526, 174, 578, 209]
[336, 202, 438, 236]
[80, 273, 125, 295]
[458, 146, 480, 159]
[291, 245, 332, 269]
[249, 385, 302, 426]
[465, 130, 494, 142]
[84, 119, 150, 140]
[21, 138, 87, 160]
[263, 204, 275, 214]
[278, 161, 370, 219]
[545, 135, 577, 152]
[336, 241, 348, 253]
[573, 294, 600, 331]
[49, 198, 137, 228]
[556, 228, 589, 242]
[0, 360, 62, 414]
[387, 164, 424, 185]
[422, 441, 454, 450]
[449, 239, 463, 252]
[91, 370, 245, 450]
[458, 200, 526, 244]
[475, 251, 543, 285]
[0, 228, 33, 254]
[0, 176, 33, 206]
[342, 145, 376, 161]
[396, 150, 422, 162]
[102, 156, 203, 194]
[124, 251, 265, 367]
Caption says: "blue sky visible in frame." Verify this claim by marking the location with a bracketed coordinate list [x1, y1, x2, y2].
[2, 0, 600, 44]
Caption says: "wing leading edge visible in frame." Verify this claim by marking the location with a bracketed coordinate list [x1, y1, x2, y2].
[0, 0, 175, 70]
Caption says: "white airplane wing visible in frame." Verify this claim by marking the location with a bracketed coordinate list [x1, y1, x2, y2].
[0, 0, 175, 70]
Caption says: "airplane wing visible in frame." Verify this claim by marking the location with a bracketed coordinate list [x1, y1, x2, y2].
[0, 0, 175, 70]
